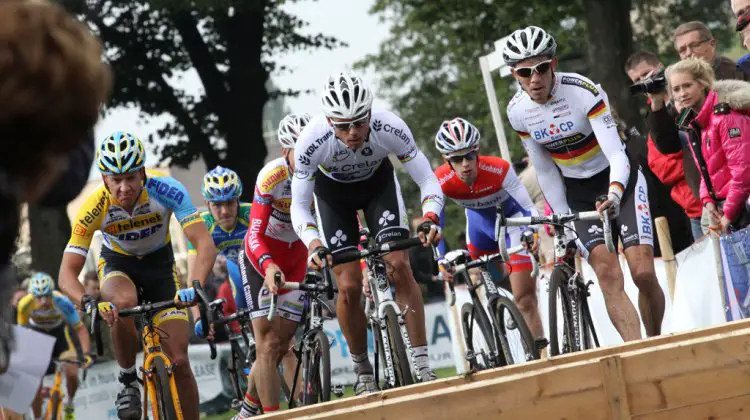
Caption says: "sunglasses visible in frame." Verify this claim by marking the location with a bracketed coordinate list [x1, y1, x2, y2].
[514, 60, 553, 78]
[330, 114, 370, 131]
[447, 151, 478, 164]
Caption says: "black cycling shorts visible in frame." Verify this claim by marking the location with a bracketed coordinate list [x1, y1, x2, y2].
[313, 159, 409, 254]
[31, 324, 74, 375]
[564, 166, 654, 259]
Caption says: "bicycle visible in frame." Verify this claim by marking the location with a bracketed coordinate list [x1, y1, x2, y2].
[498, 202, 615, 356]
[89, 280, 214, 420]
[332, 232, 446, 390]
[41, 356, 89, 420]
[440, 235, 541, 370]
[268, 268, 340, 407]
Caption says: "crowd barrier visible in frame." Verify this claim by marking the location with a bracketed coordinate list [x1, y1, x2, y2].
[23, 229, 750, 418]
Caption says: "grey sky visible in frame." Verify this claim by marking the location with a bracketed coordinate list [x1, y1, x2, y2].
[91, 0, 391, 177]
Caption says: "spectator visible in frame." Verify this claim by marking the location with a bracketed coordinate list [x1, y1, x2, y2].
[82, 271, 100, 298]
[408, 216, 441, 302]
[80, 272, 116, 360]
[732, 0, 750, 17]
[625, 50, 704, 240]
[735, 12, 750, 74]
[666, 57, 750, 233]
[8, 286, 26, 325]
[673, 21, 749, 80]
[0, 1, 111, 372]
[212, 255, 240, 340]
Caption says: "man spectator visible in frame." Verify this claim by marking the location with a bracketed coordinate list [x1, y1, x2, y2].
[625, 50, 704, 241]
[732, 0, 750, 17]
[408, 216, 441, 302]
[674, 21, 749, 80]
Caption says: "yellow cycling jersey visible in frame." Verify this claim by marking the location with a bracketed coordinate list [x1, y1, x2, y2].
[65, 176, 201, 257]
[16, 291, 82, 331]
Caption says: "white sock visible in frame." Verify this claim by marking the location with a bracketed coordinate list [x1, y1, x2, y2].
[413, 345, 430, 371]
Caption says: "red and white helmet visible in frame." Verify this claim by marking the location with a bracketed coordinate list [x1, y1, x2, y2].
[434, 117, 481, 156]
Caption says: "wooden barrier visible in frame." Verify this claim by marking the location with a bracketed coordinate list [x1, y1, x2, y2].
[655, 217, 678, 303]
[262, 318, 750, 419]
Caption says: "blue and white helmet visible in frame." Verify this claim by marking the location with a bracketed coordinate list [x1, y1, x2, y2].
[202, 166, 243, 202]
[97, 131, 146, 175]
[28, 272, 54, 297]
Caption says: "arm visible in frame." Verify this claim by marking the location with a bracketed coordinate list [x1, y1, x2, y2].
[182, 222, 217, 287]
[291, 149, 322, 248]
[246, 186, 276, 276]
[55, 294, 91, 355]
[646, 108, 682, 154]
[521, 138, 570, 213]
[647, 138, 683, 186]
[501, 165, 540, 218]
[587, 94, 631, 198]
[58, 252, 87, 307]
[718, 116, 750, 221]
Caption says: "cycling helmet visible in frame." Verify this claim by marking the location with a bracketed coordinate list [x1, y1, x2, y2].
[97, 131, 146, 175]
[202, 166, 243, 202]
[502, 26, 557, 66]
[435, 118, 481, 156]
[28, 272, 54, 297]
[321, 71, 374, 119]
[278, 113, 312, 149]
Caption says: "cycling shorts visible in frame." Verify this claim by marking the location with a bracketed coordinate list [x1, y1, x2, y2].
[465, 207, 532, 273]
[565, 166, 654, 260]
[98, 245, 188, 325]
[29, 324, 74, 375]
[239, 249, 304, 323]
[314, 159, 409, 254]
[227, 258, 246, 310]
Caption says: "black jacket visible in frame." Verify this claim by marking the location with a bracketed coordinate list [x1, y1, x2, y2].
[646, 106, 701, 199]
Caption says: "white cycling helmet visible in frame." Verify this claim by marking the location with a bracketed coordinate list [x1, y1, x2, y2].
[502, 26, 557, 66]
[321, 71, 374, 119]
[435, 117, 481, 156]
[277, 113, 311, 149]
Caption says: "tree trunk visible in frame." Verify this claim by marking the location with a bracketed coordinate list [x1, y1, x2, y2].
[28, 205, 70, 284]
[583, 0, 643, 132]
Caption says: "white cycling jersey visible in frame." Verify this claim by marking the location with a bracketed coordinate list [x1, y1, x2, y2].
[290, 108, 444, 247]
[507, 72, 630, 213]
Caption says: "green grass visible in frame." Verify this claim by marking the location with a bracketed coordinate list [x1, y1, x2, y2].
[203, 366, 458, 420]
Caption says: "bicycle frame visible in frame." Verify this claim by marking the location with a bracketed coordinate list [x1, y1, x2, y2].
[141, 320, 184, 420]
[43, 363, 65, 420]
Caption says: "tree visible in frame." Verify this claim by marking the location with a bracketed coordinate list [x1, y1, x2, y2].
[80, 0, 344, 200]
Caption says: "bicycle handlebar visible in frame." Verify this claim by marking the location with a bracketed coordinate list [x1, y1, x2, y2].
[432, 245, 455, 307]
[267, 269, 338, 321]
[332, 237, 424, 265]
[450, 245, 525, 274]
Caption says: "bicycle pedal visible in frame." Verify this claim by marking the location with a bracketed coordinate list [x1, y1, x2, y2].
[332, 384, 345, 398]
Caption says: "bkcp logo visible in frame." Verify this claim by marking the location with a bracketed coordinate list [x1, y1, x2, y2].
[533, 121, 574, 139]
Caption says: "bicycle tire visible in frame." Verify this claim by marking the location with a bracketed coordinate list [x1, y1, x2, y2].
[491, 295, 539, 364]
[579, 292, 600, 350]
[548, 265, 578, 356]
[384, 305, 414, 386]
[302, 330, 331, 405]
[460, 301, 498, 370]
[47, 392, 61, 420]
[152, 358, 179, 420]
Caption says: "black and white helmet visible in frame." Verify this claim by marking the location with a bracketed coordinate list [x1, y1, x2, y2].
[435, 117, 481, 156]
[277, 113, 311, 149]
[321, 70, 374, 119]
[502, 26, 557, 66]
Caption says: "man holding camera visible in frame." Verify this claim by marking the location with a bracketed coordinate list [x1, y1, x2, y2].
[625, 51, 704, 240]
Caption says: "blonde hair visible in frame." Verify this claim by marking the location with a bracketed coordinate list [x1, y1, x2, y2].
[666, 57, 715, 97]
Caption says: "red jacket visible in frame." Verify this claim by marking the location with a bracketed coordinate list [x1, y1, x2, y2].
[217, 280, 240, 334]
[646, 136, 702, 218]
[692, 81, 750, 222]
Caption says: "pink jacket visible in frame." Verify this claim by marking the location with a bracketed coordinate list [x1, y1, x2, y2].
[692, 80, 750, 222]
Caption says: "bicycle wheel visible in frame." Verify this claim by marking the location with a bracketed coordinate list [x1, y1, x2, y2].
[491, 295, 539, 364]
[302, 330, 331, 405]
[460, 301, 498, 370]
[47, 392, 62, 420]
[578, 291, 600, 350]
[384, 305, 414, 386]
[548, 265, 578, 356]
[152, 358, 179, 420]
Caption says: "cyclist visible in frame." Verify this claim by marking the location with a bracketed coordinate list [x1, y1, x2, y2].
[433, 117, 545, 343]
[58, 131, 217, 420]
[234, 113, 311, 417]
[503, 26, 665, 339]
[188, 165, 250, 332]
[17, 272, 92, 420]
[290, 71, 444, 393]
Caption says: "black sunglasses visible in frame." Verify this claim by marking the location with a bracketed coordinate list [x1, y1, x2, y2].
[514, 60, 553, 78]
[448, 151, 478, 164]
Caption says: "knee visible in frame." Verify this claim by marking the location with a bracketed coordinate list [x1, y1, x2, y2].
[336, 267, 362, 304]
[259, 333, 282, 360]
[386, 254, 412, 286]
[514, 290, 537, 313]
[631, 265, 657, 290]
[170, 351, 191, 372]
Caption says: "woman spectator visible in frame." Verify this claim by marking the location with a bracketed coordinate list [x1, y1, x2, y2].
[666, 57, 750, 233]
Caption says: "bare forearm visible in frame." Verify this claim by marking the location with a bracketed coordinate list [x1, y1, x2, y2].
[59, 268, 86, 307]
[191, 243, 216, 286]
[77, 325, 90, 354]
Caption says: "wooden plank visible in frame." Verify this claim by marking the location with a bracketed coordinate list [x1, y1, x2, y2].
[262, 320, 750, 419]
[632, 393, 750, 420]
[600, 356, 631, 419]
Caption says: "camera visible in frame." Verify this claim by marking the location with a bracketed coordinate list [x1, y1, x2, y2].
[629, 68, 667, 95]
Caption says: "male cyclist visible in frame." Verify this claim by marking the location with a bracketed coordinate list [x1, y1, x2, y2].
[18, 273, 92, 420]
[188, 165, 250, 330]
[433, 117, 545, 343]
[233, 113, 311, 417]
[503, 26, 665, 339]
[290, 71, 444, 392]
[58, 131, 217, 420]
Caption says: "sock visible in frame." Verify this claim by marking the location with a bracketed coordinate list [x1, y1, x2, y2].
[413, 345, 430, 372]
[118, 366, 137, 389]
[351, 351, 372, 376]
[262, 405, 279, 413]
[239, 393, 260, 417]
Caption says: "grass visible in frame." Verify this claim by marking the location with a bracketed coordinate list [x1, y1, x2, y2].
[203, 366, 458, 419]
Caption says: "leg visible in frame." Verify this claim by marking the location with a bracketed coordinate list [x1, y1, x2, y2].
[249, 316, 297, 411]
[31, 383, 43, 418]
[588, 245, 642, 342]
[383, 250, 427, 347]
[158, 316, 200, 420]
[279, 338, 301, 401]
[332, 262, 368, 357]
[63, 363, 79, 405]
[100, 275, 139, 370]
[624, 245, 664, 336]
[508, 269, 544, 339]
